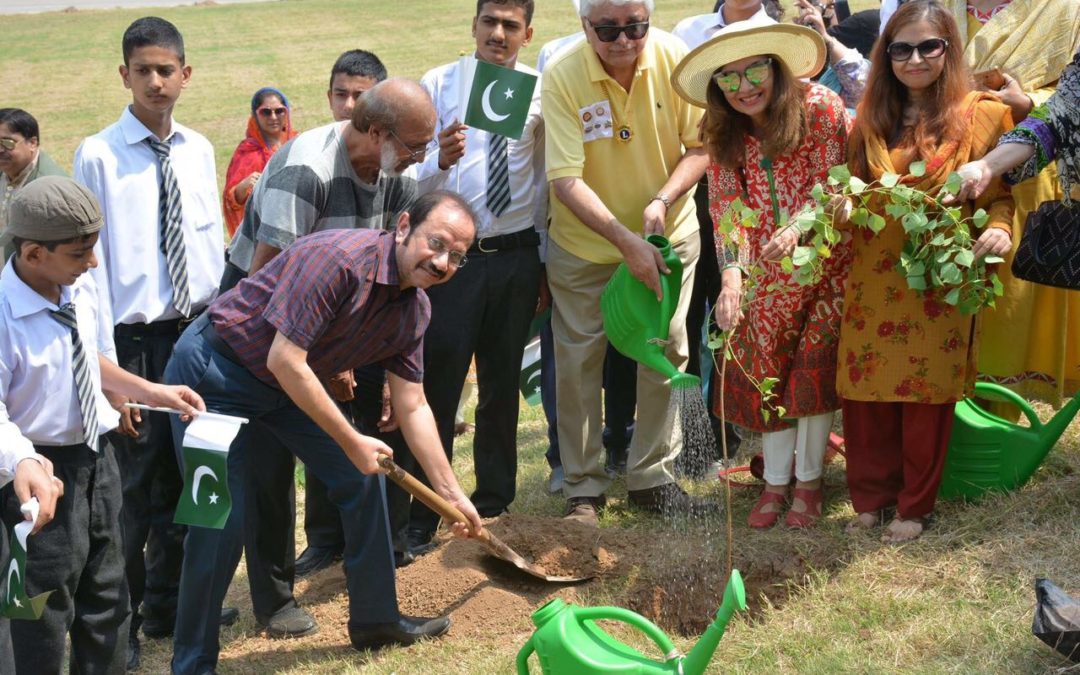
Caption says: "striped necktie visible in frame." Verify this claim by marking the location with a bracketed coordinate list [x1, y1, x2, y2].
[147, 138, 193, 318]
[486, 133, 511, 217]
[50, 303, 99, 450]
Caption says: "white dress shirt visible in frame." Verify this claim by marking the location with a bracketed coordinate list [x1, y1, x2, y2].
[74, 107, 224, 325]
[536, 33, 585, 73]
[0, 258, 120, 456]
[672, 4, 774, 49]
[412, 57, 546, 241]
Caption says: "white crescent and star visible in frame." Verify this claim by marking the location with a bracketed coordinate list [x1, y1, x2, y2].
[6, 559, 20, 605]
[192, 465, 219, 505]
[481, 81, 511, 122]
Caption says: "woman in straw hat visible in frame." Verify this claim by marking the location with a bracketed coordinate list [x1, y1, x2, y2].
[672, 18, 851, 529]
[839, 1, 1013, 543]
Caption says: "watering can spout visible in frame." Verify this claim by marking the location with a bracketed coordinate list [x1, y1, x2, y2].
[1041, 391, 1080, 454]
[679, 570, 747, 675]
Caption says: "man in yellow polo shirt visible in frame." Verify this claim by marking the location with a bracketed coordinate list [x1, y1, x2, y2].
[542, 0, 716, 525]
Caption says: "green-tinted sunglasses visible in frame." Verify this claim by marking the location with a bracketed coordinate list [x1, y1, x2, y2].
[713, 58, 773, 93]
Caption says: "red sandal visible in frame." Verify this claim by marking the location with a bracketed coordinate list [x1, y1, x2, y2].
[784, 487, 824, 529]
[748, 489, 788, 529]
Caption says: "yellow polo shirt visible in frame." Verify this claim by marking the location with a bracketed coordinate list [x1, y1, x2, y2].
[542, 29, 704, 264]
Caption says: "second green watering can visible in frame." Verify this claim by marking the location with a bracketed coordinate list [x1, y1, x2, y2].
[601, 235, 700, 390]
[939, 382, 1080, 500]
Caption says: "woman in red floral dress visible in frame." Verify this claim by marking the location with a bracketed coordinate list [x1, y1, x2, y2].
[673, 19, 851, 529]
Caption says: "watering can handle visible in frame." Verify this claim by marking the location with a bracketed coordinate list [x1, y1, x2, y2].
[575, 606, 681, 662]
[972, 382, 1043, 430]
[515, 638, 536, 674]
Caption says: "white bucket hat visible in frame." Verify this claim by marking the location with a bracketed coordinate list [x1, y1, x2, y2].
[671, 18, 826, 108]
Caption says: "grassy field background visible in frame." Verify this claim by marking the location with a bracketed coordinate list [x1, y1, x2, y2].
[5, 1, 1080, 673]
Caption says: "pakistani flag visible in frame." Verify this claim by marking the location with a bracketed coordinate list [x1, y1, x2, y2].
[174, 412, 246, 530]
[2, 498, 54, 620]
[463, 59, 537, 140]
[519, 337, 542, 406]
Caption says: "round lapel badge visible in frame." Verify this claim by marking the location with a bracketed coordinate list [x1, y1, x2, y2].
[618, 125, 632, 142]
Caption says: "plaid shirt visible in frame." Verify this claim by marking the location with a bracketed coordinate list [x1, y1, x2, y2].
[209, 229, 428, 388]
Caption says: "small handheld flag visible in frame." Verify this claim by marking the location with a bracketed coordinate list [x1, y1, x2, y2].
[2, 498, 54, 619]
[170, 411, 247, 530]
[463, 59, 537, 140]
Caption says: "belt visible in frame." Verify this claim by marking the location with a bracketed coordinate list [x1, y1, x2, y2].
[115, 314, 201, 338]
[199, 316, 243, 365]
[468, 229, 540, 255]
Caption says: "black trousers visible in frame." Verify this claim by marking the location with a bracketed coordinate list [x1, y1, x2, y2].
[1, 442, 130, 674]
[410, 242, 541, 533]
[302, 475, 343, 550]
[110, 322, 186, 638]
[686, 176, 721, 378]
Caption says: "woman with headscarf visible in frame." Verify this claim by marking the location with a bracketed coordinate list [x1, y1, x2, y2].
[672, 18, 851, 529]
[839, 0, 1014, 543]
[222, 87, 298, 238]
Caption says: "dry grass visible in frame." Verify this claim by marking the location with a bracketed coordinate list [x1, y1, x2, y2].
[7, 0, 1076, 673]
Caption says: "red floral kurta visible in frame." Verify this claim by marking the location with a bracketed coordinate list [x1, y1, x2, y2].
[710, 85, 852, 432]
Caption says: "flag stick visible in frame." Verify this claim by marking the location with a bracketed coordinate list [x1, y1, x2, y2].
[124, 403, 249, 425]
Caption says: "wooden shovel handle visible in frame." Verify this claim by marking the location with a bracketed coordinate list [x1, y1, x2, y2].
[378, 455, 487, 541]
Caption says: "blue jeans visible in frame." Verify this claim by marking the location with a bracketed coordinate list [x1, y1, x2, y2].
[164, 316, 398, 674]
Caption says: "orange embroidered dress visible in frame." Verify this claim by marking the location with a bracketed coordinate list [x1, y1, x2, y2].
[710, 84, 852, 432]
[837, 93, 1015, 403]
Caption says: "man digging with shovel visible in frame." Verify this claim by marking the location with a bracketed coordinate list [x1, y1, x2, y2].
[163, 190, 484, 675]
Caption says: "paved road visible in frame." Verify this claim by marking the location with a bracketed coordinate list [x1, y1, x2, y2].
[0, 0, 273, 14]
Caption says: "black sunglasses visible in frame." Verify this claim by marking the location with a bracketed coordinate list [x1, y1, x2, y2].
[886, 38, 948, 62]
[257, 107, 288, 118]
[587, 19, 649, 43]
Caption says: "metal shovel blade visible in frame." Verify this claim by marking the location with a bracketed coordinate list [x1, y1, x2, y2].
[378, 456, 592, 584]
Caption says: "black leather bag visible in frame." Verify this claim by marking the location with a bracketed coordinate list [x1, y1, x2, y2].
[1011, 200, 1080, 290]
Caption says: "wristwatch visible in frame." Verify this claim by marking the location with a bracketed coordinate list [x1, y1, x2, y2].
[651, 191, 671, 209]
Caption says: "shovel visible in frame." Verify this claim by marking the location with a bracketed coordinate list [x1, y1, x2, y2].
[378, 456, 593, 584]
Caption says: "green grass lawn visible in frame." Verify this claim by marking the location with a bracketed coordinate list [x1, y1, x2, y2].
[5, 1, 1079, 673]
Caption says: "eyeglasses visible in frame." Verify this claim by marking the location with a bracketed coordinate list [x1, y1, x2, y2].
[886, 38, 948, 62]
[587, 19, 649, 43]
[0, 137, 22, 151]
[427, 236, 468, 268]
[257, 107, 288, 118]
[712, 58, 773, 93]
[389, 129, 432, 163]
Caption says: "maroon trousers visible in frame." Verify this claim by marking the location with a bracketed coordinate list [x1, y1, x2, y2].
[841, 399, 955, 519]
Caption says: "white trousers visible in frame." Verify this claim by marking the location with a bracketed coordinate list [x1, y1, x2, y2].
[761, 412, 834, 484]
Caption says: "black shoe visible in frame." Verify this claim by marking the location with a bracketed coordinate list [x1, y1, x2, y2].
[257, 605, 318, 639]
[394, 541, 437, 568]
[126, 635, 140, 672]
[295, 544, 343, 578]
[142, 606, 240, 639]
[349, 615, 451, 651]
[220, 606, 240, 627]
[405, 527, 434, 550]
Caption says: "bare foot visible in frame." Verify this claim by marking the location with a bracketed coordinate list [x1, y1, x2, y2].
[881, 517, 924, 543]
[845, 512, 880, 534]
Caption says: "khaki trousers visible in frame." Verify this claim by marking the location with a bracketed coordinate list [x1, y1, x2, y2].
[548, 233, 700, 497]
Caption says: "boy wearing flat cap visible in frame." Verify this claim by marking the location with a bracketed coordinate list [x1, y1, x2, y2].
[0, 176, 204, 672]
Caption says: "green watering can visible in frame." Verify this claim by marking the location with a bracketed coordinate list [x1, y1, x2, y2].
[600, 235, 700, 390]
[516, 570, 746, 674]
[939, 382, 1080, 500]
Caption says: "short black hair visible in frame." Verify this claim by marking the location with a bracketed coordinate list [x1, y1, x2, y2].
[405, 190, 477, 240]
[11, 234, 94, 257]
[475, 0, 535, 25]
[0, 108, 39, 141]
[122, 16, 185, 66]
[329, 50, 387, 91]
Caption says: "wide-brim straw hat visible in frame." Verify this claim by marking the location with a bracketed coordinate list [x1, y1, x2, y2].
[672, 19, 827, 108]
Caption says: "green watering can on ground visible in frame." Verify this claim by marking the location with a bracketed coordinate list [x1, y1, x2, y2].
[939, 382, 1080, 500]
[600, 235, 700, 390]
[516, 570, 747, 674]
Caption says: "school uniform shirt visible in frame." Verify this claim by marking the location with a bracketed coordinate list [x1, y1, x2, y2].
[0, 259, 120, 458]
[412, 57, 546, 240]
[73, 106, 224, 325]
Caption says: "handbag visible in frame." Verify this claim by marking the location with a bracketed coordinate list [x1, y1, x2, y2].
[1010, 200, 1080, 290]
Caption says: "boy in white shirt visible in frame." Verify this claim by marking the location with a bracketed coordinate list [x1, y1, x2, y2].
[0, 177, 204, 672]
